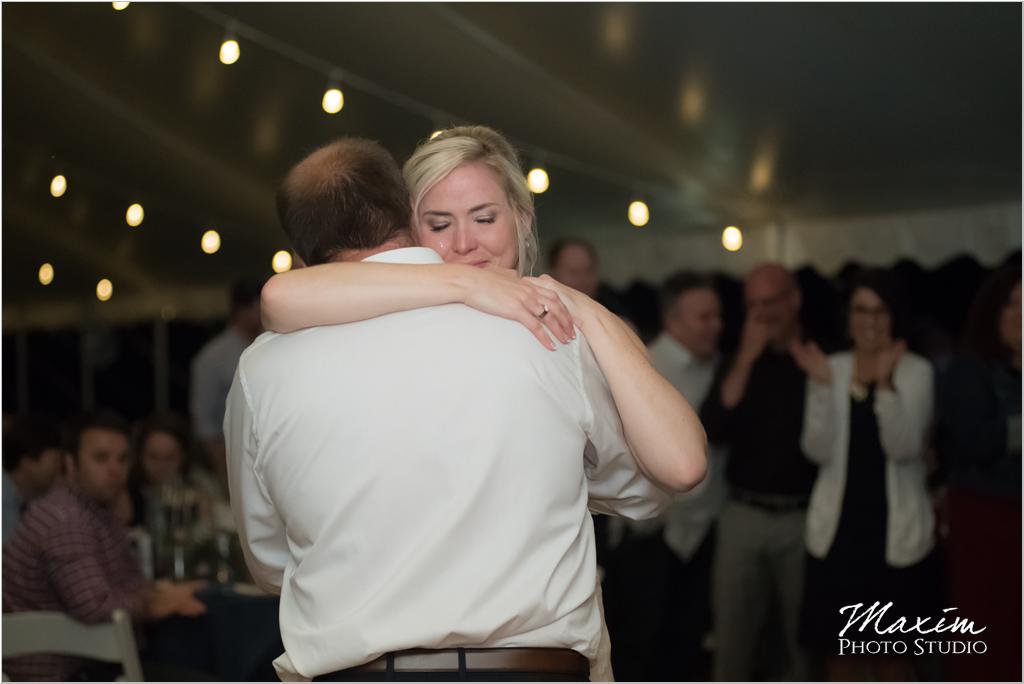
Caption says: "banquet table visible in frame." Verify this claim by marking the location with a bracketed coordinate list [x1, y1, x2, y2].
[143, 583, 282, 681]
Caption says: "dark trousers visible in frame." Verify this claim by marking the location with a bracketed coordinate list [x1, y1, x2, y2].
[603, 528, 715, 682]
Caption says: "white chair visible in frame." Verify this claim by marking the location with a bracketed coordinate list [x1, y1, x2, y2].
[2, 609, 144, 681]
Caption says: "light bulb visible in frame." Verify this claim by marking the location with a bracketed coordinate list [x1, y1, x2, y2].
[126, 203, 144, 227]
[96, 278, 113, 302]
[112, 1, 130, 9]
[322, 87, 344, 114]
[272, 250, 293, 273]
[722, 226, 743, 252]
[50, 175, 67, 198]
[201, 230, 221, 254]
[527, 168, 550, 194]
[628, 200, 649, 227]
[219, 39, 240, 65]
[38, 263, 54, 286]
[430, 130, 444, 140]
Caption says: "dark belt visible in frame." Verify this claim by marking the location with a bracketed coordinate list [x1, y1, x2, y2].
[731, 487, 809, 513]
[316, 647, 588, 679]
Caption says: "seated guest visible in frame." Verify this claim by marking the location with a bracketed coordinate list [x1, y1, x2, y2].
[2, 410, 207, 681]
[793, 269, 940, 681]
[938, 263, 1021, 682]
[2, 416, 63, 546]
[128, 413, 224, 560]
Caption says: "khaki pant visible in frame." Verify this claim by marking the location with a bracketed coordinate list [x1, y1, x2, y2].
[712, 499, 809, 681]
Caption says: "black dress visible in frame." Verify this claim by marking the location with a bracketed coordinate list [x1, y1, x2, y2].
[800, 384, 941, 651]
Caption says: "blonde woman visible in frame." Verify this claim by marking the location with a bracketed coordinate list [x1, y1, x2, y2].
[263, 126, 706, 495]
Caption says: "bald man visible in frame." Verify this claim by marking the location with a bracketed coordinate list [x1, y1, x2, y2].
[700, 263, 816, 681]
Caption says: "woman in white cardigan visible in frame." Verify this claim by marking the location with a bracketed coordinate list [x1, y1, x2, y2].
[790, 270, 941, 681]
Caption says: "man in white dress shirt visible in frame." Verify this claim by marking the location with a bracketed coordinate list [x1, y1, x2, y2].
[224, 139, 672, 681]
[604, 272, 727, 681]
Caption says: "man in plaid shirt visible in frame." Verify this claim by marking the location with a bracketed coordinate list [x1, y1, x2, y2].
[2, 411, 206, 681]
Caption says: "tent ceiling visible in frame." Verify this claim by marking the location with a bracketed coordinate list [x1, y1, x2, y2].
[3, 2, 1020, 319]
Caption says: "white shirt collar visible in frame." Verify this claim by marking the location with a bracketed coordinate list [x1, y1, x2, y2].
[361, 247, 444, 265]
[651, 332, 696, 367]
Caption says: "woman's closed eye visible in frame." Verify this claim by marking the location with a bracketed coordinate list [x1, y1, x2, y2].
[474, 215, 496, 224]
[428, 222, 451, 232]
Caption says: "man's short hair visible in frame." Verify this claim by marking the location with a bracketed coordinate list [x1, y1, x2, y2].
[63, 410, 130, 461]
[547, 238, 598, 271]
[276, 139, 412, 266]
[3, 416, 62, 472]
[659, 271, 716, 316]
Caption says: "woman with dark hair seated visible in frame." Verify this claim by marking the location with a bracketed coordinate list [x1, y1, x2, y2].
[791, 269, 941, 681]
[128, 413, 225, 578]
[937, 262, 1021, 682]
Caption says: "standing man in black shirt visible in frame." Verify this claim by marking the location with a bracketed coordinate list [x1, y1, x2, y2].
[701, 263, 817, 681]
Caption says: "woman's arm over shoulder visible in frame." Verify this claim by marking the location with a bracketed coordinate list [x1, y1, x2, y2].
[261, 262, 578, 348]
[260, 261, 473, 333]
[538, 276, 706, 492]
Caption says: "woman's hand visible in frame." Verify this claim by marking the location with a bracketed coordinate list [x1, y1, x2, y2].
[461, 268, 576, 350]
[524, 274, 589, 323]
[790, 340, 832, 385]
[874, 339, 906, 388]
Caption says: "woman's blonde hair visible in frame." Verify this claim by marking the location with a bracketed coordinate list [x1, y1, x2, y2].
[403, 125, 538, 275]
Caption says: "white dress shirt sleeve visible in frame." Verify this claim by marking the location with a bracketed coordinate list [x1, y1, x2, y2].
[224, 364, 288, 594]
[576, 340, 672, 520]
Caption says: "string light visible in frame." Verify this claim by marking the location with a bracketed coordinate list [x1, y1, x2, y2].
[219, 37, 240, 65]
[111, 1, 130, 10]
[96, 278, 113, 302]
[526, 168, 550, 194]
[49, 174, 67, 198]
[38, 263, 54, 286]
[272, 250, 292, 273]
[201, 229, 221, 254]
[322, 86, 344, 114]
[722, 226, 743, 252]
[126, 203, 144, 227]
[628, 200, 649, 227]
[173, 7, 690, 231]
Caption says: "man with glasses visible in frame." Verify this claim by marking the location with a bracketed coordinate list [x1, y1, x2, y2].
[700, 263, 817, 681]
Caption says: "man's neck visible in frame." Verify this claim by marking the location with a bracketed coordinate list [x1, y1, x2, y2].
[335, 239, 414, 263]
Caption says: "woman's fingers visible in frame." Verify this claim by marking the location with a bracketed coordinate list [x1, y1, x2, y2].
[518, 309, 557, 350]
[535, 288, 575, 342]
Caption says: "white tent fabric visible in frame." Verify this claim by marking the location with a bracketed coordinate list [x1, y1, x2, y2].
[594, 201, 1021, 287]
